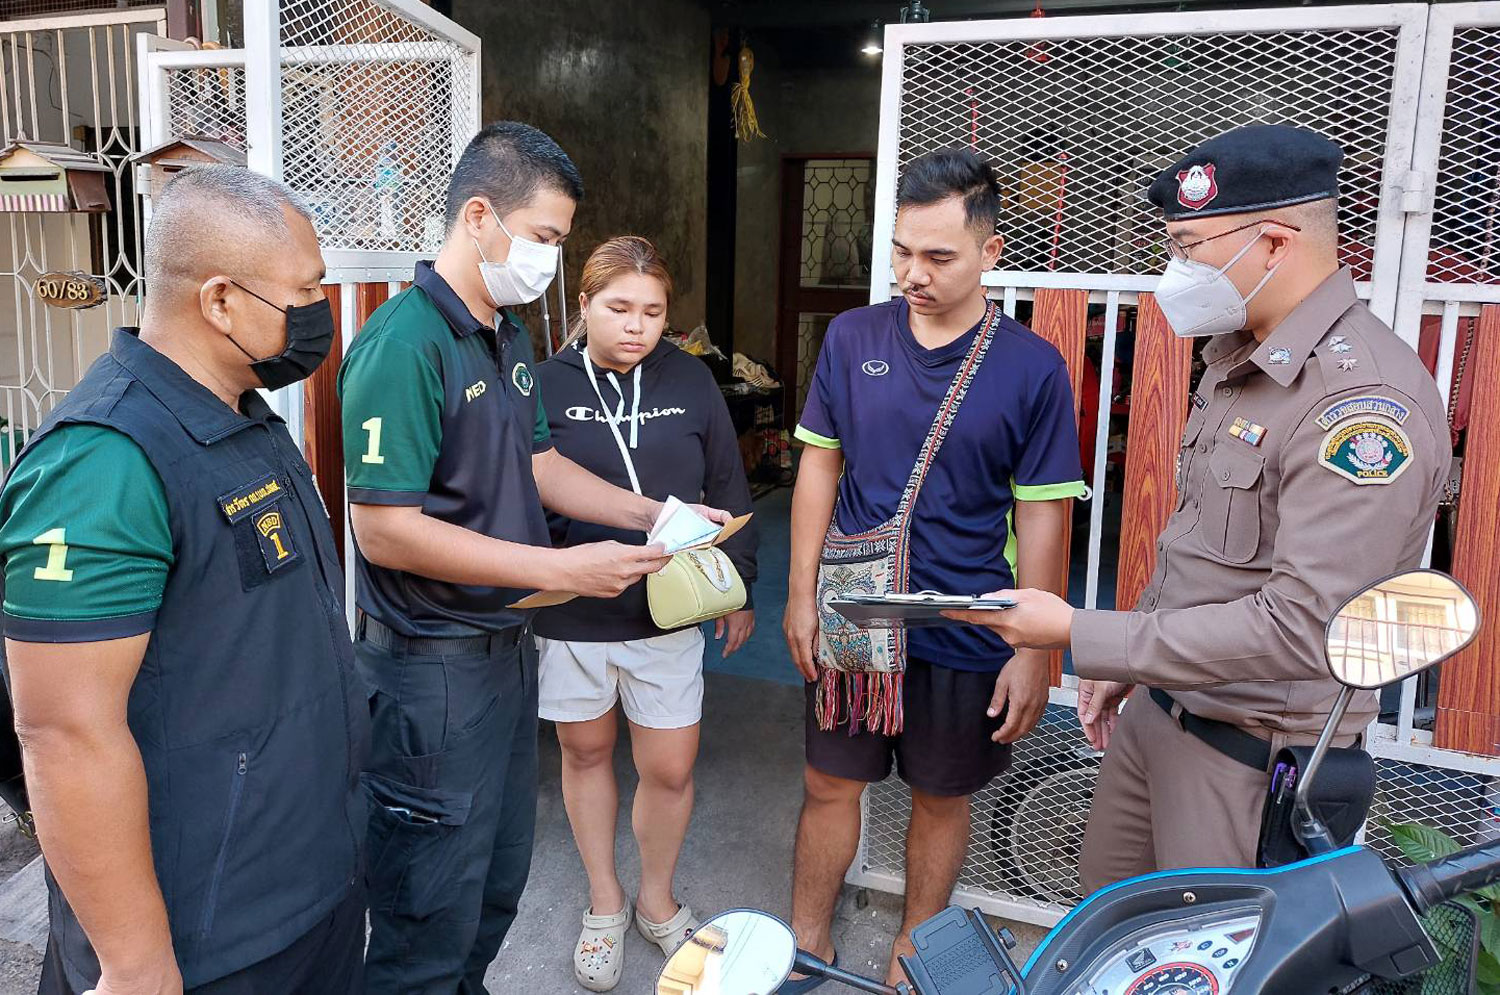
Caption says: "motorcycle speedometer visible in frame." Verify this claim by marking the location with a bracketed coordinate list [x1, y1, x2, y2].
[1070, 910, 1260, 995]
[1124, 962, 1218, 994]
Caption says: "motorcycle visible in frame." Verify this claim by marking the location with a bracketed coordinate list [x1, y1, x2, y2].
[656, 568, 1492, 995]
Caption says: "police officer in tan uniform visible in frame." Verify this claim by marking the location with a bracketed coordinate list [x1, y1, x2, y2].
[952, 125, 1450, 891]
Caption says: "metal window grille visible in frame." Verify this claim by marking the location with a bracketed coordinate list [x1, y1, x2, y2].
[0, 10, 165, 469]
[163, 65, 247, 151]
[896, 28, 1399, 278]
[794, 312, 834, 418]
[2, 1, 161, 17]
[861, 701, 1101, 915]
[801, 159, 874, 289]
[276, 0, 477, 255]
[1425, 26, 1500, 285]
[1328, 617, 1472, 687]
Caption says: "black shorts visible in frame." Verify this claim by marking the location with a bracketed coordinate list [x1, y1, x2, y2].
[804, 657, 1013, 797]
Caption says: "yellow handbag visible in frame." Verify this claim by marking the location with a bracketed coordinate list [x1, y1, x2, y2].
[647, 546, 746, 629]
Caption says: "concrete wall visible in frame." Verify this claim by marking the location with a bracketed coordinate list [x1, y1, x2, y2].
[732, 50, 882, 364]
[451, 0, 710, 336]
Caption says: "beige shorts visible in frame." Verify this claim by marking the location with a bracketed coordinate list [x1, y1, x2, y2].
[537, 627, 705, 729]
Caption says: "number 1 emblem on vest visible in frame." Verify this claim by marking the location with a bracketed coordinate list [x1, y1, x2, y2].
[253, 508, 299, 572]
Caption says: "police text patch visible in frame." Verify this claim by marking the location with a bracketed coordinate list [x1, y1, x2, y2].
[1318, 417, 1412, 486]
[252, 505, 299, 573]
[1316, 395, 1410, 430]
[218, 473, 287, 523]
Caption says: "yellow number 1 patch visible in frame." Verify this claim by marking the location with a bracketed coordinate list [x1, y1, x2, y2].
[33, 527, 74, 582]
[252, 507, 299, 574]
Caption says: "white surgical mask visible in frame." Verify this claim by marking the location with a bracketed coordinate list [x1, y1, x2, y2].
[1155, 229, 1280, 338]
[474, 202, 560, 308]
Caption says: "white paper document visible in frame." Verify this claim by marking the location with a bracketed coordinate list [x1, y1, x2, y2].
[647, 496, 722, 554]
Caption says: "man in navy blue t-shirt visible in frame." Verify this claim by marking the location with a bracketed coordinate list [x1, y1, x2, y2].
[781, 148, 1085, 988]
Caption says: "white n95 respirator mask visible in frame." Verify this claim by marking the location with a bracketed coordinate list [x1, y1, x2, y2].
[1155, 230, 1279, 338]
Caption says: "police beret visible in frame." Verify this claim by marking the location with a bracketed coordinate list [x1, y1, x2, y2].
[1146, 124, 1343, 221]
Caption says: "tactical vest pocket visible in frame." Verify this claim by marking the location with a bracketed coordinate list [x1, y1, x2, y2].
[198, 751, 248, 940]
[1203, 445, 1266, 564]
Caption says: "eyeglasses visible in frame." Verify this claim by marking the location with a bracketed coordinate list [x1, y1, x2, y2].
[1166, 218, 1302, 262]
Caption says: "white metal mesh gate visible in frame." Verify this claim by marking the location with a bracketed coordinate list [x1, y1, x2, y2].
[141, 0, 479, 280]
[896, 27, 1401, 282]
[278, 0, 478, 257]
[859, 4, 1500, 927]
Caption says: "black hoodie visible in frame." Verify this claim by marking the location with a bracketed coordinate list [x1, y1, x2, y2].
[533, 337, 758, 642]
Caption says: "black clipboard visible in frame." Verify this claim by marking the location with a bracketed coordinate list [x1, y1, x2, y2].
[829, 592, 1016, 629]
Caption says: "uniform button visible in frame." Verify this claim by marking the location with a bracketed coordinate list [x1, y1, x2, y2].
[1221, 386, 1233, 397]
[1221, 469, 1231, 481]
[1198, 442, 1208, 453]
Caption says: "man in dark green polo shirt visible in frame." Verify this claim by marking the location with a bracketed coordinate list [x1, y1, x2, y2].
[340, 121, 723, 994]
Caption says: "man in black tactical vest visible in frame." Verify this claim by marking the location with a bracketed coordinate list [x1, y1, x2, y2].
[0, 166, 367, 994]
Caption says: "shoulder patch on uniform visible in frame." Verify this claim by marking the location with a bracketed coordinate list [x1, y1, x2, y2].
[511, 362, 534, 397]
[1318, 416, 1412, 486]
[1315, 395, 1410, 430]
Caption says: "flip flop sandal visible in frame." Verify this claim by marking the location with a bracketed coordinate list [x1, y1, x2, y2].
[635, 899, 700, 958]
[575, 901, 631, 992]
[777, 951, 840, 993]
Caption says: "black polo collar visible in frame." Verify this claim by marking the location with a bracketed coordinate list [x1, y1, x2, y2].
[413, 260, 496, 340]
[109, 327, 280, 445]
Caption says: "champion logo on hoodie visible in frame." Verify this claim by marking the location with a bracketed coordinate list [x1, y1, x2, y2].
[564, 404, 687, 425]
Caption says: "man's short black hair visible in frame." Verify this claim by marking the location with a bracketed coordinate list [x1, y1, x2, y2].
[896, 148, 1001, 240]
[444, 121, 584, 228]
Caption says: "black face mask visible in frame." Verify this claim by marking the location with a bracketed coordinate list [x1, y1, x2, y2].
[226, 280, 336, 391]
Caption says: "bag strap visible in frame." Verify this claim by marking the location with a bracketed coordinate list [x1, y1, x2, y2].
[894, 300, 1001, 521]
[582, 342, 646, 498]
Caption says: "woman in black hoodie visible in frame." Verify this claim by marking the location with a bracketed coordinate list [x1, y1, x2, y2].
[535, 236, 757, 990]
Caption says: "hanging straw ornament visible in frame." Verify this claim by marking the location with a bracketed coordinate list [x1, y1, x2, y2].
[730, 43, 766, 141]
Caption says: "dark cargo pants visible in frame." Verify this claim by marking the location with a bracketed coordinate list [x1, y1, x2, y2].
[357, 626, 539, 995]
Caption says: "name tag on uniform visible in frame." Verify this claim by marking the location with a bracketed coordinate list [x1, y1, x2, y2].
[218, 473, 287, 524]
[219, 474, 300, 574]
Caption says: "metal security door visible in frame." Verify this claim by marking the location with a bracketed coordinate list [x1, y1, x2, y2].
[859, 4, 1431, 926]
[0, 8, 167, 468]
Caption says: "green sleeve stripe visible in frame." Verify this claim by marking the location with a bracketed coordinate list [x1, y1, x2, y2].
[793, 426, 841, 450]
[1014, 480, 1088, 501]
[533, 396, 551, 446]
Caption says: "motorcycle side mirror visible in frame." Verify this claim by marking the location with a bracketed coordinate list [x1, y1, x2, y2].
[1324, 569, 1480, 689]
[1295, 570, 1481, 856]
[656, 909, 797, 995]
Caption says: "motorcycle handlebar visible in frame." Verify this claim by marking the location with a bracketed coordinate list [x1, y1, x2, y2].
[1398, 838, 1500, 916]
